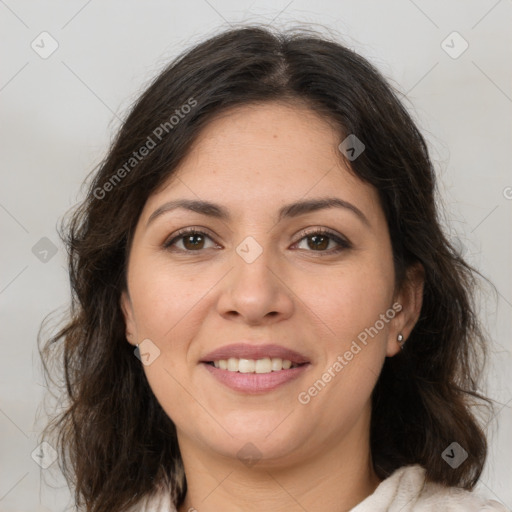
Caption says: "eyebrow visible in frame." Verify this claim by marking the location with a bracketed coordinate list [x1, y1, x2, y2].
[146, 197, 370, 228]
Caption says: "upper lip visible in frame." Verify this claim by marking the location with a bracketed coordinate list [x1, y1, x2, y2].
[200, 343, 310, 364]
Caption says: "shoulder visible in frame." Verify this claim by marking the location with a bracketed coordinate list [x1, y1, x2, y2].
[414, 467, 509, 512]
[351, 464, 510, 512]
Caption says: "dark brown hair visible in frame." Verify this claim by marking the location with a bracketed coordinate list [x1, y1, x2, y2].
[38, 24, 496, 512]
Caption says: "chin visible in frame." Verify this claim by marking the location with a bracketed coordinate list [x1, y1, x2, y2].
[193, 418, 310, 467]
[218, 438, 306, 468]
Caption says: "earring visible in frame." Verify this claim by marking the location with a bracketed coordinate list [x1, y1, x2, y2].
[397, 333, 405, 350]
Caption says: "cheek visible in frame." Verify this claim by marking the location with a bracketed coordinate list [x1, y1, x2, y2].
[301, 252, 394, 405]
[297, 270, 393, 428]
[304, 259, 394, 343]
[128, 257, 205, 341]
[128, 261, 211, 426]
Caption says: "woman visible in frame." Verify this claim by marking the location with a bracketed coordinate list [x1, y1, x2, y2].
[39, 25, 509, 512]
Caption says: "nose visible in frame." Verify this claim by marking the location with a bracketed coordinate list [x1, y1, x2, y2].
[216, 238, 295, 325]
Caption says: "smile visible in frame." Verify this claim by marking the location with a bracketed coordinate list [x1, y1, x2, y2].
[208, 357, 303, 373]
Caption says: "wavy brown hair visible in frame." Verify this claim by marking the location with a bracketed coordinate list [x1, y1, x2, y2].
[38, 24, 497, 512]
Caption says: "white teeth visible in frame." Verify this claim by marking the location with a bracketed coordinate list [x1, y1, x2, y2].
[211, 357, 298, 373]
[271, 357, 283, 371]
[255, 358, 271, 373]
[238, 358, 255, 373]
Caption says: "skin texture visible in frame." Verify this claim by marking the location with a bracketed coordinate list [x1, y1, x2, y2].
[121, 101, 424, 512]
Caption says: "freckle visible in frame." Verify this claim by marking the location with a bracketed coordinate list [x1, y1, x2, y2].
[273, 134, 278, 139]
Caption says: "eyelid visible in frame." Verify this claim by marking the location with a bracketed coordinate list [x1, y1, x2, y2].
[294, 226, 349, 243]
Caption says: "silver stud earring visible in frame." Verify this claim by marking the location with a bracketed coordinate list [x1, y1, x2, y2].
[397, 333, 405, 350]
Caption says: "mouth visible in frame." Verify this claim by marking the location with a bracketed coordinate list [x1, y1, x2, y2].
[199, 342, 311, 393]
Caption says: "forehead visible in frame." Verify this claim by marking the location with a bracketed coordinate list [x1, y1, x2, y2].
[142, 101, 382, 224]
[184, 101, 341, 165]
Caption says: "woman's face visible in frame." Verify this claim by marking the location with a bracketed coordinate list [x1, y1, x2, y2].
[121, 101, 421, 467]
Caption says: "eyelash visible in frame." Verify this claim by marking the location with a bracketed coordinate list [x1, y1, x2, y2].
[163, 227, 351, 255]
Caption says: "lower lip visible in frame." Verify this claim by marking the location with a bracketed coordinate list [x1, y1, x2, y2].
[201, 362, 310, 394]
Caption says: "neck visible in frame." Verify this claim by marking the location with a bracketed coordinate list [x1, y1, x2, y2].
[176, 408, 382, 512]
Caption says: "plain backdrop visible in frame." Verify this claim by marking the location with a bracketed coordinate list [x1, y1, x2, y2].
[1, 1, 511, 511]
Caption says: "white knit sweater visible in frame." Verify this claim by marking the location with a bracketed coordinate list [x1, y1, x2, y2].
[133, 464, 510, 511]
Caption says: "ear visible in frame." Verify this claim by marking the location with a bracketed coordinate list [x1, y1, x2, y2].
[386, 262, 425, 357]
[120, 289, 137, 346]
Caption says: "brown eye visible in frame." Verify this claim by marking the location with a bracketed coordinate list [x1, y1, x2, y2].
[182, 233, 206, 250]
[306, 233, 330, 251]
[164, 229, 217, 252]
[294, 229, 351, 254]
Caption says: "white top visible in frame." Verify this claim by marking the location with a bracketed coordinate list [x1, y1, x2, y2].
[132, 464, 510, 511]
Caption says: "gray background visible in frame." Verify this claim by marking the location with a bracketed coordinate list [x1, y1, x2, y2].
[1, 1, 511, 510]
